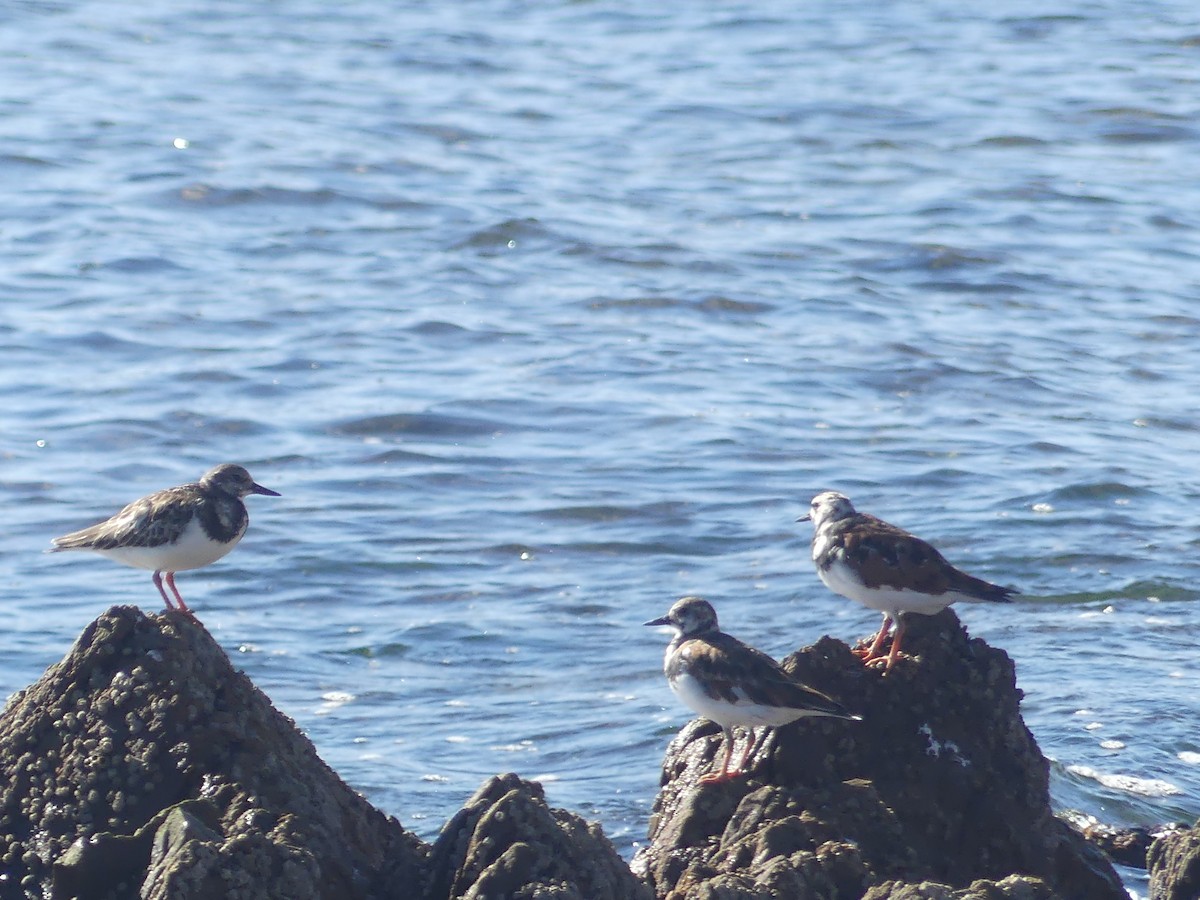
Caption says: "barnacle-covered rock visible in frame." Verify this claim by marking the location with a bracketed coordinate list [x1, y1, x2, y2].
[0, 606, 426, 899]
[633, 609, 1126, 900]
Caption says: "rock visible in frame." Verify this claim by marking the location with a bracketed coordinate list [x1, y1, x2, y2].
[50, 798, 221, 899]
[140, 801, 227, 899]
[424, 772, 652, 900]
[2, 607, 646, 900]
[0, 606, 426, 899]
[0, 603, 1156, 899]
[863, 875, 1060, 899]
[1148, 821, 1200, 900]
[633, 609, 1127, 900]
[1075, 818, 1189, 870]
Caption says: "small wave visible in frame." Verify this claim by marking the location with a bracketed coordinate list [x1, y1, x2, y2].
[362, 448, 444, 465]
[974, 135, 1051, 148]
[1087, 107, 1195, 144]
[1066, 764, 1181, 797]
[173, 183, 345, 208]
[1045, 481, 1149, 503]
[314, 691, 356, 716]
[535, 502, 689, 524]
[587, 294, 774, 316]
[452, 217, 558, 251]
[78, 257, 188, 274]
[0, 153, 61, 168]
[329, 412, 515, 439]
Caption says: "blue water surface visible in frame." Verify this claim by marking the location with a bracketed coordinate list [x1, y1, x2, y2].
[3, 2, 1200, 895]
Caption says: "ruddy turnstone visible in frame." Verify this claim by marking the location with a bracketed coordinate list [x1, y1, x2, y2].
[800, 491, 1017, 672]
[645, 595, 858, 784]
[50, 463, 280, 614]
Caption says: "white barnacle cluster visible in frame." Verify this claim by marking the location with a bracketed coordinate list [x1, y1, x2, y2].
[917, 723, 969, 768]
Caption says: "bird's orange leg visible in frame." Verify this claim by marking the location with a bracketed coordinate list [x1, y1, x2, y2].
[730, 727, 761, 776]
[699, 728, 738, 785]
[867, 616, 908, 672]
[163, 572, 193, 616]
[854, 615, 893, 661]
[153, 571, 177, 610]
[883, 617, 907, 672]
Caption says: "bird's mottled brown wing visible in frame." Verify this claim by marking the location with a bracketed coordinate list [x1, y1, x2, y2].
[52, 485, 202, 551]
[673, 635, 853, 718]
[835, 513, 1015, 602]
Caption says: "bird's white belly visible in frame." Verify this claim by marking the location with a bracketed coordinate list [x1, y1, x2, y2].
[670, 672, 805, 728]
[94, 518, 241, 572]
[819, 558, 953, 617]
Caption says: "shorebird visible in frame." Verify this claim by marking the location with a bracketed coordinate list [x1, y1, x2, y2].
[646, 595, 859, 784]
[50, 463, 280, 614]
[801, 490, 1017, 672]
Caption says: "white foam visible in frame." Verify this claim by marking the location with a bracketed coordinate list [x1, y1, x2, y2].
[1067, 765, 1181, 797]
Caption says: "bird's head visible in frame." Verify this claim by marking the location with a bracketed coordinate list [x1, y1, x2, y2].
[644, 595, 719, 639]
[202, 464, 280, 498]
[799, 490, 856, 529]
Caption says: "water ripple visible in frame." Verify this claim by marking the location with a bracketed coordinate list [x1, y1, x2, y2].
[0, 4, 1197, 889]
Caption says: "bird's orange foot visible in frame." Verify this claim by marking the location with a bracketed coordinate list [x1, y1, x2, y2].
[865, 653, 906, 673]
[698, 770, 740, 785]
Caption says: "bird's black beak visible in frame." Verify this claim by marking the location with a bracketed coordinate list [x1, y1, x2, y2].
[796, 513, 811, 522]
[251, 483, 281, 497]
[644, 615, 671, 627]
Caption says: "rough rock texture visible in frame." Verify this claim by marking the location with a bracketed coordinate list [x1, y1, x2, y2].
[0, 606, 427, 899]
[0, 607, 649, 900]
[0, 604, 1165, 900]
[862, 878, 1060, 899]
[1077, 818, 1188, 870]
[424, 773, 653, 900]
[1148, 821, 1200, 900]
[632, 609, 1127, 900]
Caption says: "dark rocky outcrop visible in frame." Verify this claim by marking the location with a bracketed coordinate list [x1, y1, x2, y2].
[632, 609, 1129, 900]
[0, 607, 651, 900]
[0, 606, 426, 899]
[862, 878, 1061, 899]
[0, 605, 1185, 899]
[424, 773, 652, 900]
[1076, 818, 1188, 871]
[1148, 821, 1200, 900]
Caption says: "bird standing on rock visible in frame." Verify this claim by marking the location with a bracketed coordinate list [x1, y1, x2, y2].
[800, 490, 1017, 673]
[646, 595, 859, 784]
[50, 463, 280, 615]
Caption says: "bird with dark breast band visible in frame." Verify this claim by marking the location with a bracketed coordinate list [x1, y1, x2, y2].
[50, 463, 279, 615]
